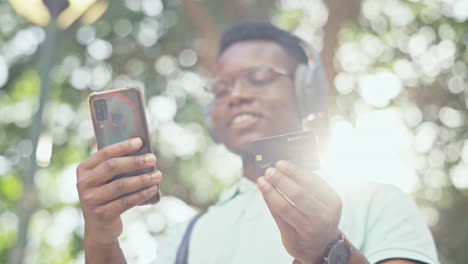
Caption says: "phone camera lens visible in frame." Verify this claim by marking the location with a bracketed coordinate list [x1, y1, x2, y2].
[112, 112, 123, 125]
[94, 99, 108, 121]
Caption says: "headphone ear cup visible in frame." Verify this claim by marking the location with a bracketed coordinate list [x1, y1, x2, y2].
[293, 51, 328, 119]
[294, 62, 329, 154]
[294, 64, 307, 119]
[204, 103, 220, 143]
[311, 61, 328, 116]
[294, 63, 317, 119]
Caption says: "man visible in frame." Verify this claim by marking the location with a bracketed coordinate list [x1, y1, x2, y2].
[76, 22, 439, 264]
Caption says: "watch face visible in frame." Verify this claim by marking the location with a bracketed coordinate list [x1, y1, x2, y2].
[328, 242, 351, 264]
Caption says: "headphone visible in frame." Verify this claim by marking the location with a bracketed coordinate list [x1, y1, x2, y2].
[204, 40, 328, 143]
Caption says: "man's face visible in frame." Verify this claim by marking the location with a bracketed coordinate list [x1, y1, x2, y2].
[211, 40, 303, 156]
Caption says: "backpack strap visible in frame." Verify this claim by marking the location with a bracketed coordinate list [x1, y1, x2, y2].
[174, 185, 241, 264]
[175, 213, 204, 264]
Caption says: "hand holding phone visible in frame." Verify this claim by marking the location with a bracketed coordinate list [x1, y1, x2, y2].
[75, 87, 162, 245]
[76, 138, 161, 244]
[88, 87, 160, 204]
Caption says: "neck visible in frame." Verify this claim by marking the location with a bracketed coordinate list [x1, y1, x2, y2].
[242, 154, 257, 183]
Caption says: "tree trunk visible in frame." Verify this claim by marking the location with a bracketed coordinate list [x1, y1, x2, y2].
[322, 0, 362, 103]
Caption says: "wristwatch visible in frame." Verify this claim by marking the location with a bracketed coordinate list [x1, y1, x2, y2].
[322, 233, 352, 264]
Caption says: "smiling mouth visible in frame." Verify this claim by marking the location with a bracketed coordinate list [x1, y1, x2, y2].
[229, 113, 262, 130]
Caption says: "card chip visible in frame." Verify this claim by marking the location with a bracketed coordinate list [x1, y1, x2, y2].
[256, 155, 262, 161]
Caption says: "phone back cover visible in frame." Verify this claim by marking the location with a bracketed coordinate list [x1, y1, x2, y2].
[88, 87, 160, 204]
[89, 87, 151, 154]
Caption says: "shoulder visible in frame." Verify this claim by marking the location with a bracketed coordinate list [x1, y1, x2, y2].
[332, 182, 406, 210]
[334, 182, 426, 232]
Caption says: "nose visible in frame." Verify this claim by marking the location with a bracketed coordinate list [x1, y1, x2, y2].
[227, 78, 253, 107]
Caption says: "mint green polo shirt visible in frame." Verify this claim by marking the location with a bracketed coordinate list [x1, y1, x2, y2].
[155, 177, 439, 264]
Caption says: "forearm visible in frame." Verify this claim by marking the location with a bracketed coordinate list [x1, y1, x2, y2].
[84, 237, 127, 264]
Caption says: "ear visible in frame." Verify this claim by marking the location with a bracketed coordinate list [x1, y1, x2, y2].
[204, 103, 220, 143]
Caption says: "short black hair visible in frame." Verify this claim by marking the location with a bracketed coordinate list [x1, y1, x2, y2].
[218, 21, 308, 66]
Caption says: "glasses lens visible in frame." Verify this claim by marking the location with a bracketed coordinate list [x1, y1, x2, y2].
[208, 67, 286, 100]
[245, 68, 278, 86]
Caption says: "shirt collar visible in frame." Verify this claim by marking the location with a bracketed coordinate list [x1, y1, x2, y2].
[237, 176, 257, 193]
[215, 177, 258, 205]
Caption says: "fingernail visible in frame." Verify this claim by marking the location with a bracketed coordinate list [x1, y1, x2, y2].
[144, 154, 156, 164]
[276, 160, 287, 170]
[256, 176, 266, 189]
[148, 171, 156, 181]
[150, 171, 162, 181]
[132, 138, 142, 147]
[146, 185, 157, 194]
[265, 168, 276, 179]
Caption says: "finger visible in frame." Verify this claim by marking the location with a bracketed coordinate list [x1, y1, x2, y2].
[276, 160, 335, 203]
[257, 176, 295, 231]
[94, 170, 163, 205]
[98, 185, 159, 219]
[81, 138, 143, 170]
[269, 205, 296, 235]
[268, 208, 300, 255]
[87, 153, 157, 186]
[256, 176, 308, 230]
[264, 167, 323, 217]
[139, 187, 161, 205]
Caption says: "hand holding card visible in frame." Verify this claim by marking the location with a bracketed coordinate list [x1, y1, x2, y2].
[253, 131, 343, 264]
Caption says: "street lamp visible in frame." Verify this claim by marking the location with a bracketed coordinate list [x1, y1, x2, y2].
[8, 1, 108, 264]
[9, 0, 109, 29]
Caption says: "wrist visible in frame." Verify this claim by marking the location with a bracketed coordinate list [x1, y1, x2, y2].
[84, 229, 119, 249]
[85, 236, 120, 252]
[84, 222, 121, 246]
[321, 231, 352, 264]
[294, 230, 343, 264]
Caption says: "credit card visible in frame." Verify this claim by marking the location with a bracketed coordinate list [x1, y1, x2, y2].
[250, 130, 320, 177]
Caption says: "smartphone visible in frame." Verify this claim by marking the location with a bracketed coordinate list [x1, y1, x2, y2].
[88, 87, 160, 204]
[250, 130, 320, 177]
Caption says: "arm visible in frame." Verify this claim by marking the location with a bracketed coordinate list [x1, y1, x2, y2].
[84, 237, 126, 264]
[256, 160, 434, 264]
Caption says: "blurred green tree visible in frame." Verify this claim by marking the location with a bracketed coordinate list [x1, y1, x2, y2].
[0, 0, 466, 263]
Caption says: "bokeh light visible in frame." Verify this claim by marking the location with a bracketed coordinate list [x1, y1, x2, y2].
[2, 0, 468, 263]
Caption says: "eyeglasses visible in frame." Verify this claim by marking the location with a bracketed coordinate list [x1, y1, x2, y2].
[206, 66, 292, 101]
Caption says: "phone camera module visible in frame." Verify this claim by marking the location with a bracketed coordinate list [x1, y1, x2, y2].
[112, 112, 123, 125]
[94, 99, 108, 121]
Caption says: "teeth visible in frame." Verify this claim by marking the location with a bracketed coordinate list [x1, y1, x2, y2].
[232, 114, 256, 124]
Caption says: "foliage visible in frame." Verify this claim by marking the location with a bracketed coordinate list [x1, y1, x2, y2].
[0, 0, 467, 263]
